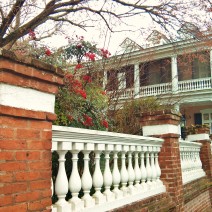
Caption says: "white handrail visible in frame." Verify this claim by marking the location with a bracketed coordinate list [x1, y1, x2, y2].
[52, 125, 166, 212]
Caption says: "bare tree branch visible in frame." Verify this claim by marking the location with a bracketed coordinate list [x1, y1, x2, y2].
[0, 0, 26, 37]
[0, 0, 211, 48]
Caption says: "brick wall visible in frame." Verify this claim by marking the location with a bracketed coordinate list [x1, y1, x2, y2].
[183, 177, 211, 210]
[184, 190, 211, 211]
[0, 50, 63, 212]
[111, 192, 175, 212]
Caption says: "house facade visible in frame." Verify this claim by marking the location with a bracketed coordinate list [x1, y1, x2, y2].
[105, 32, 212, 134]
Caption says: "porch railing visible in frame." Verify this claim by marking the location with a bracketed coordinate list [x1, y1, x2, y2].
[117, 88, 134, 99]
[178, 77, 212, 92]
[51, 125, 166, 212]
[140, 82, 172, 97]
[179, 139, 206, 184]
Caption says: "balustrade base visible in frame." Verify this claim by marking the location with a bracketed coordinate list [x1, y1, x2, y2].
[104, 189, 115, 201]
[69, 197, 84, 211]
[93, 191, 107, 205]
[53, 202, 71, 212]
[182, 171, 206, 184]
[53, 184, 166, 212]
[84, 184, 166, 212]
[82, 195, 95, 208]
[112, 188, 123, 199]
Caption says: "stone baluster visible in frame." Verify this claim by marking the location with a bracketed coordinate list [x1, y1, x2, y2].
[127, 146, 136, 194]
[184, 148, 189, 181]
[55, 150, 70, 211]
[155, 146, 162, 187]
[197, 147, 204, 176]
[191, 147, 195, 173]
[140, 146, 147, 191]
[92, 144, 106, 204]
[150, 146, 157, 188]
[120, 145, 129, 196]
[112, 145, 123, 199]
[82, 143, 95, 208]
[146, 146, 152, 188]
[69, 146, 84, 211]
[51, 178, 54, 196]
[103, 144, 115, 201]
[180, 147, 185, 182]
[187, 148, 192, 179]
[193, 147, 198, 174]
[134, 146, 142, 190]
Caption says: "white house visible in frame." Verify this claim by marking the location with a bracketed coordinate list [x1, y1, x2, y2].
[105, 30, 212, 134]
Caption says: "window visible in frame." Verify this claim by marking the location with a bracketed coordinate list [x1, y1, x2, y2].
[178, 51, 210, 81]
[194, 113, 202, 125]
[107, 70, 118, 91]
[139, 58, 171, 86]
[200, 109, 212, 134]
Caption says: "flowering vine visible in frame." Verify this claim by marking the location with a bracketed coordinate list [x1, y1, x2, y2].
[53, 36, 110, 130]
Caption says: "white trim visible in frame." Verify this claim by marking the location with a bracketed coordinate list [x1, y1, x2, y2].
[171, 55, 178, 93]
[143, 124, 179, 136]
[134, 63, 140, 98]
[187, 134, 210, 141]
[0, 83, 55, 113]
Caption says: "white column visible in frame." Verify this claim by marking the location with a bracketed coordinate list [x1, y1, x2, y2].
[171, 55, 178, 93]
[210, 48, 212, 79]
[134, 63, 140, 98]
[103, 70, 107, 90]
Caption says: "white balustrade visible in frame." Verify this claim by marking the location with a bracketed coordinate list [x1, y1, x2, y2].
[178, 77, 211, 92]
[108, 77, 211, 99]
[107, 88, 134, 99]
[179, 139, 206, 184]
[52, 125, 166, 212]
[140, 83, 172, 97]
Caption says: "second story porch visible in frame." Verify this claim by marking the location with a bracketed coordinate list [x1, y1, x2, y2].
[106, 46, 212, 100]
